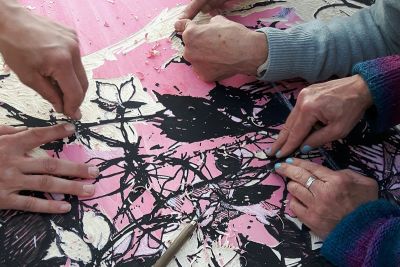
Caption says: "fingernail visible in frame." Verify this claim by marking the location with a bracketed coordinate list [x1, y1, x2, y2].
[274, 163, 281, 170]
[74, 109, 82, 120]
[285, 158, 294, 164]
[83, 184, 95, 196]
[89, 167, 99, 178]
[265, 148, 271, 156]
[60, 203, 71, 212]
[301, 145, 313, 154]
[276, 150, 282, 158]
[64, 123, 75, 133]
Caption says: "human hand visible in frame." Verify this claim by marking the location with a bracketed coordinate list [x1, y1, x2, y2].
[174, 15, 267, 82]
[270, 75, 373, 158]
[180, 0, 233, 19]
[0, 1, 88, 119]
[0, 124, 99, 213]
[275, 158, 378, 239]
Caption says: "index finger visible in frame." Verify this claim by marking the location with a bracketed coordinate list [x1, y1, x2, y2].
[269, 104, 300, 157]
[14, 123, 76, 152]
[278, 112, 317, 157]
[53, 59, 84, 119]
[181, 0, 208, 19]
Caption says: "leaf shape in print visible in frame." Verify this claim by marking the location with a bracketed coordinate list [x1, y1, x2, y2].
[95, 81, 120, 103]
[119, 77, 136, 103]
[91, 98, 118, 112]
[123, 100, 146, 109]
[51, 221, 92, 264]
[82, 211, 112, 250]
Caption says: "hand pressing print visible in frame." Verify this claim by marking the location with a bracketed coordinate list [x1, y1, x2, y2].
[175, 15, 267, 82]
[270, 75, 373, 158]
[274, 158, 378, 239]
[0, 1, 88, 119]
[179, 0, 233, 19]
[0, 124, 98, 213]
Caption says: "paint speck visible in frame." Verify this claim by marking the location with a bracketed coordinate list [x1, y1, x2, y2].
[146, 49, 160, 58]
[25, 5, 36, 10]
[136, 72, 145, 81]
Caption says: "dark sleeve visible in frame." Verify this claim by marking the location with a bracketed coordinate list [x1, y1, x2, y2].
[352, 55, 400, 132]
[321, 200, 400, 267]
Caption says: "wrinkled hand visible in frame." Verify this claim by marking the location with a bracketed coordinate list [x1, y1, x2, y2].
[0, 124, 99, 213]
[0, 1, 88, 119]
[275, 158, 378, 239]
[175, 15, 267, 82]
[270, 75, 373, 158]
[180, 0, 233, 19]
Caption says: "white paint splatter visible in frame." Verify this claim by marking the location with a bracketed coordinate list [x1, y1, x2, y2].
[82, 211, 111, 250]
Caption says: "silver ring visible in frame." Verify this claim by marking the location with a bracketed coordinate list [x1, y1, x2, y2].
[305, 176, 316, 189]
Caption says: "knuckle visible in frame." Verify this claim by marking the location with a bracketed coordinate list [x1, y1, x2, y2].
[43, 158, 57, 173]
[290, 183, 301, 195]
[38, 175, 52, 189]
[55, 51, 73, 66]
[23, 197, 38, 211]
[289, 200, 297, 211]
[182, 28, 194, 43]
[297, 89, 309, 101]
[183, 50, 193, 62]
[300, 100, 314, 112]
[293, 169, 305, 181]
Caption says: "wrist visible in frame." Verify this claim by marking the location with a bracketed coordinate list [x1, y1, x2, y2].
[241, 31, 268, 76]
[353, 74, 373, 109]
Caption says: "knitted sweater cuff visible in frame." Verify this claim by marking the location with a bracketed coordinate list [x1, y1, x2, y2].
[321, 200, 400, 267]
[256, 27, 316, 82]
[352, 55, 400, 132]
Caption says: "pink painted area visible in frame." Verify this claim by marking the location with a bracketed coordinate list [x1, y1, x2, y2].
[226, 213, 280, 248]
[19, 0, 182, 55]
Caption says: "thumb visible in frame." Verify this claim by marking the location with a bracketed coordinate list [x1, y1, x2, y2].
[180, 0, 208, 19]
[174, 19, 193, 33]
[300, 124, 342, 152]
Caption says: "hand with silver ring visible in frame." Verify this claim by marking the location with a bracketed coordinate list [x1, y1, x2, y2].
[274, 158, 378, 239]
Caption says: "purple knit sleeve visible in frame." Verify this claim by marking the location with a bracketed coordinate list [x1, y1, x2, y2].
[321, 200, 400, 266]
[352, 55, 400, 132]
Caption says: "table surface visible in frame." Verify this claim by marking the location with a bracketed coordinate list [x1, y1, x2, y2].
[0, 0, 397, 266]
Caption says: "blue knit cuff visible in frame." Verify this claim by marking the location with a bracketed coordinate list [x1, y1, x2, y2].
[321, 200, 400, 266]
[352, 56, 400, 132]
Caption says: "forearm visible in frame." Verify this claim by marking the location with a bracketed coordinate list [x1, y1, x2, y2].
[257, 0, 400, 82]
[0, 1, 26, 49]
[321, 200, 400, 267]
[353, 55, 400, 132]
[0, 1, 22, 28]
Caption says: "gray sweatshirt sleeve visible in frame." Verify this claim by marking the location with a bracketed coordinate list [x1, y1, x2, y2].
[256, 0, 400, 82]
